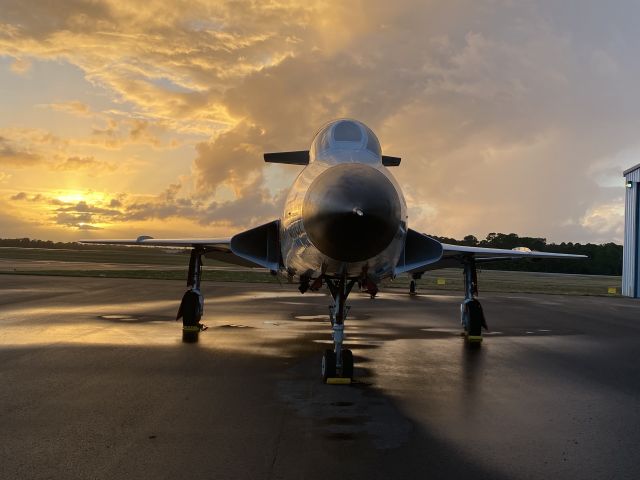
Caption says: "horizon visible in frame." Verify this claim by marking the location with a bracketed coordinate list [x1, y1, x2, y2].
[0, 231, 623, 247]
[1, 2, 636, 244]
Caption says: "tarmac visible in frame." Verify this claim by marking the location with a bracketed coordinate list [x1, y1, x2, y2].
[1, 274, 639, 479]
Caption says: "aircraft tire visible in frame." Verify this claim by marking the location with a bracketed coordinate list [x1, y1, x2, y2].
[182, 329, 199, 343]
[322, 349, 337, 381]
[465, 301, 483, 347]
[341, 349, 354, 379]
[181, 291, 201, 326]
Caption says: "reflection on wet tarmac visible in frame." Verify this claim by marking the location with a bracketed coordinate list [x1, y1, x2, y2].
[1, 274, 639, 479]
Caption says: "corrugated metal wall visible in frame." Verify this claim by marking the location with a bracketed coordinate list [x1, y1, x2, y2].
[622, 167, 640, 297]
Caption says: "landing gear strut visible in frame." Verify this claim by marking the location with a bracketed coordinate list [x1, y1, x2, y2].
[460, 258, 487, 345]
[409, 273, 421, 295]
[323, 275, 357, 383]
[177, 247, 207, 342]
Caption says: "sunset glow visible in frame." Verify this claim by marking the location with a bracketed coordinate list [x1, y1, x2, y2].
[0, 1, 634, 243]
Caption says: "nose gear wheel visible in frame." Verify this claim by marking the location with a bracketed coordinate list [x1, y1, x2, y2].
[321, 276, 357, 383]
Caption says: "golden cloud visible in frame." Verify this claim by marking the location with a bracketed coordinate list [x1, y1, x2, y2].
[54, 156, 118, 172]
[9, 57, 31, 74]
[0, 136, 43, 166]
[46, 101, 92, 117]
[0, 1, 637, 242]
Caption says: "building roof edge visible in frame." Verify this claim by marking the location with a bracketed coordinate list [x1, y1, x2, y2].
[623, 163, 640, 176]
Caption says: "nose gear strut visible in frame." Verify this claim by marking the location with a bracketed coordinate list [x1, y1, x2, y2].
[322, 275, 357, 383]
[177, 247, 208, 342]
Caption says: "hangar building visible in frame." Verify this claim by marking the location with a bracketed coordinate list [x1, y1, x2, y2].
[623, 163, 640, 297]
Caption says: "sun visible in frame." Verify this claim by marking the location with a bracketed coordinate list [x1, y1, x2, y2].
[54, 190, 107, 205]
[55, 192, 85, 204]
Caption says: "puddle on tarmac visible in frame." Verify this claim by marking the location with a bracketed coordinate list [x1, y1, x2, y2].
[295, 315, 331, 321]
[99, 314, 138, 322]
[98, 314, 174, 324]
[293, 314, 370, 322]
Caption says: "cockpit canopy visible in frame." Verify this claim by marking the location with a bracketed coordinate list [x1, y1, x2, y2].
[310, 119, 382, 165]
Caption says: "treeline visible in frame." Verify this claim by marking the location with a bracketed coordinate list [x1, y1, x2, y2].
[0, 234, 623, 276]
[433, 233, 622, 276]
[0, 238, 132, 251]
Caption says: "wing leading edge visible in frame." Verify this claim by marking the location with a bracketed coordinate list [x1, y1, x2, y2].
[77, 236, 265, 267]
[441, 243, 588, 260]
[416, 242, 588, 272]
[80, 220, 282, 270]
[80, 236, 232, 250]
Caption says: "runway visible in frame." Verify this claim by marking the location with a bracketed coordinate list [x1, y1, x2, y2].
[1, 274, 639, 479]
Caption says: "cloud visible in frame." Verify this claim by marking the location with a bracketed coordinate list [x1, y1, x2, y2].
[54, 156, 118, 172]
[197, 174, 287, 227]
[0, 128, 67, 148]
[579, 200, 625, 243]
[83, 117, 168, 149]
[57, 200, 120, 215]
[0, 134, 122, 173]
[0, 198, 52, 238]
[55, 211, 94, 226]
[47, 100, 91, 117]
[53, 200, 122, 230]
[10, 191, 28, 200]
[193, 121, 268, 194]
[2, 1, 639, 242]
[0, 136, 43, 166]
[0, 0, 320, 133]
[9, 57, 31, 74]
[8, 190, 124, 230]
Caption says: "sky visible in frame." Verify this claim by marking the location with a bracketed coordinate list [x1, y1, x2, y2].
[0, 0, 637, 244]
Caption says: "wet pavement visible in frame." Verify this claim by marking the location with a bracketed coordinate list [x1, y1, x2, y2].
[0, 274, 639, 479]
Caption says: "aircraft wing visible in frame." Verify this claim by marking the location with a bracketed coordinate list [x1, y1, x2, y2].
[80, 236, 231, 250]
[80, 220, 282, 270]
[78, 236, 266, 267]
[413, 243, 588, 272]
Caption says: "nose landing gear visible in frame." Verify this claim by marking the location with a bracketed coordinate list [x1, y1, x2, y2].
[322, 275, 357, 384]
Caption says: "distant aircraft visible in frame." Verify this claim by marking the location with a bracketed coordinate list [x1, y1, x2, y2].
[82, 119, 586, 383]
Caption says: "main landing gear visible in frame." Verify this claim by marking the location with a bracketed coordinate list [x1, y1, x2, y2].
[460, 258, 488, 345]
[322, 275, 357, 383]
[177, 247, 208, 343]
[409, 273, 421, 295]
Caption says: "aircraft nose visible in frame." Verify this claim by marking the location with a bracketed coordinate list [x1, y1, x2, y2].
[302, 163, 402, 262]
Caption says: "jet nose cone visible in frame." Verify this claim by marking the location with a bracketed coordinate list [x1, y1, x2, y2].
[302, 164, 402, 262]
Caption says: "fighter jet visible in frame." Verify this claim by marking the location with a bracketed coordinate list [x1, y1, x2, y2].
[82, 119, 586, 383]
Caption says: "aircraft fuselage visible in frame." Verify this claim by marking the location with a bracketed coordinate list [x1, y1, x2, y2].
[279, 120, 408, 281]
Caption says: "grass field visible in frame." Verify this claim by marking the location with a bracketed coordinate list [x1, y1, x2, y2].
[383, 269, 621, 296]
[0, 246, 222, 266]
[0, 247, 622, 296]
